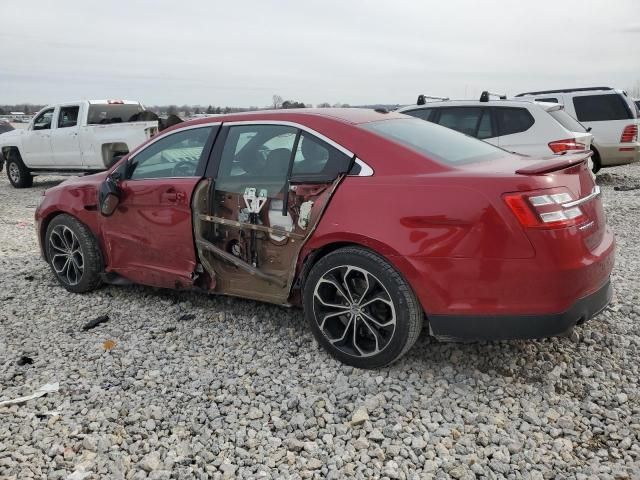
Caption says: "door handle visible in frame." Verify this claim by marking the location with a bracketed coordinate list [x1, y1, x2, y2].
[161, 191, 178, 202]
[161, 189, 185, 203]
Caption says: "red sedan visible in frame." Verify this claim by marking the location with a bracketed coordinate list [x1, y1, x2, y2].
[35, 109, 614, 368]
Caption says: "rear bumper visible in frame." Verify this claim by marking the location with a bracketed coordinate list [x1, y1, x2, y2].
[597, 143, 640, 167]
[428, 279, 612, 341]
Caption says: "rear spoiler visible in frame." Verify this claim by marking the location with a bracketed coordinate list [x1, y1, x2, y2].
[515, 151, 592, 175]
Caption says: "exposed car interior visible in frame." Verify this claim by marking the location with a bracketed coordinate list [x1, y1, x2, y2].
[192, 124, 352, 304]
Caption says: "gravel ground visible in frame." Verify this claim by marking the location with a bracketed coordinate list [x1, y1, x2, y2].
[0, 165, 639, 480]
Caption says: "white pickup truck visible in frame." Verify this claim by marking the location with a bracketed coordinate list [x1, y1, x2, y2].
[0, 100, 158, 188]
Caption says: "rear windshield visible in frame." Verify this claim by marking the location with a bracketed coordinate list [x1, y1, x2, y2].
[87, 104, 144, 125]
[572, 94, 633, 122]
[549, 109, 588, 133]
[362, 118, 506, 165]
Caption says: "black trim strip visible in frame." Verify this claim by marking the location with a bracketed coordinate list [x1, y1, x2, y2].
[428, 280, 612, 341]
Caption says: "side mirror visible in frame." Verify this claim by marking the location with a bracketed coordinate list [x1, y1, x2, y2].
[99, 177, 120, 216]
[98, 160, 128, 217]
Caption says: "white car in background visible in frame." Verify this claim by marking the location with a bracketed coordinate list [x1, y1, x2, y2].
[0, 100, 158, 188]
[516, 87, 639, 172]
[398, 94, 594, 168]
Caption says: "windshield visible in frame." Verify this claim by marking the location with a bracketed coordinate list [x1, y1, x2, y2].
[361, 118, 506, 165]
[87, 104, 144, 125]
[549, 109, 588, 133]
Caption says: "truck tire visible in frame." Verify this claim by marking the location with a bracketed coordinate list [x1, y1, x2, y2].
[6, 150, 33, 188]
[591, 147, 602, 174]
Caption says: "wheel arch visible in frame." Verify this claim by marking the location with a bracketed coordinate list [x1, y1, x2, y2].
[101, 142, 129, 168]
[1, 145, 22, 161]
[39, 210, 103, 264]
[293, 236, 432, 314]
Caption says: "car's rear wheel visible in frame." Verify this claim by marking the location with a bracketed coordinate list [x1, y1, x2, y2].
[591, 147, 601, 174]
[303, 247, 423, 369]
[6, 150, 33, 188]
[45, 214, 103, 293]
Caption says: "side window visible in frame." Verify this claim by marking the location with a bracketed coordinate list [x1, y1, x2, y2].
[216, 125, 297, 195]
[129, 126, 213, 180]
[573, 94, 633, 122]
[535, 97, 559, 103]
[32, 109, 54, 131]
[495, 107, 535, 136]
[291, 132, 352, 180]
[437, 107, 483, 137]
[58, 106, 79, 128]
[477, 109, 495, 139]
[404, 108, 434, 122]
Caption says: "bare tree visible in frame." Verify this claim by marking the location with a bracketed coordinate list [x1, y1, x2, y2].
[317, 102, 331, 108]
[272, 95, 283, 109]
[628, 81, 640, 99]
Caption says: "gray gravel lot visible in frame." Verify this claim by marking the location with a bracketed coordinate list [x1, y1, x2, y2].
[0, 166, 639, 479]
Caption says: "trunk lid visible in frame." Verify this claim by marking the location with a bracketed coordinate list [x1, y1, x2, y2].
[460, 151, 605, 251]
[515, 151, 592, 175]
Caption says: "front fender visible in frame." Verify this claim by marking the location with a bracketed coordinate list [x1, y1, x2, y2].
[36, 182, 104, 259]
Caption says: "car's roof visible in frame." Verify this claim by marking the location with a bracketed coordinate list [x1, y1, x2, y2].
[41, 100, 141, 106]
[175, 108, 406, 129]
[398, 99, 553, 111]
[516, 87, 627, 98]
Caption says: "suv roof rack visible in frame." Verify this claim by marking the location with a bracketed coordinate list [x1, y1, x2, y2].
[417, 94, 449, 105]
[515, 86, 613, 97]
[479, 91, 507, 102]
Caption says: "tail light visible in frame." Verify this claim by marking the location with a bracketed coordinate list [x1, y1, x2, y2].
[620, 125, 638, 143]
[548, 139, 586, 153]
[503, 188, 586, 229]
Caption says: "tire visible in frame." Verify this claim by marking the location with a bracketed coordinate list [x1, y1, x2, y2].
[5, 150, 33, 188]
[591, 148, 601, 174]
[303, 247, 423, 369]
[45, 214, 103, 293]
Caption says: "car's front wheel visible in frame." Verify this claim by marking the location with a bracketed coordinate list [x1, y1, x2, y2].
[6, 150, 33, 188]
[303, 247, 423, 369]
[45, 214, 103, 293]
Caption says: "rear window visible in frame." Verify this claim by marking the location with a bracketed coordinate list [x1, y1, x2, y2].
[87, 104, 144, 125]
[403, 108, 433, 121]
[361, 118, 505, 165]
[572, 94, 632, 122]
[549, 109, 588, 133]
[535, 97, 558, 103]
[437, 107, 483, 136]
[495, 107, 535, 136]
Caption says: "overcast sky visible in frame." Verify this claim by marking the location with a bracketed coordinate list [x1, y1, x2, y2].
[2, 0, 639, 107]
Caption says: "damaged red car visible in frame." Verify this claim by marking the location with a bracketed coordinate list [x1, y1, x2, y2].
[35, 109, 614, 368]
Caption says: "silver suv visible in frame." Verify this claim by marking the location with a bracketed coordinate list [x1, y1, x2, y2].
[516, 87, 639, 172]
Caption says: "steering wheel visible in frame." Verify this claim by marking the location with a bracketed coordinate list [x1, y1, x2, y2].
[172, 161, 195, 177]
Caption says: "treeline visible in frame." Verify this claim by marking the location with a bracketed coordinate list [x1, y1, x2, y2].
[145, 105, 254, 117]
[0, 104, 45, 115]
[0, 96, 357, 117]
[149, 96, 353, 117]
